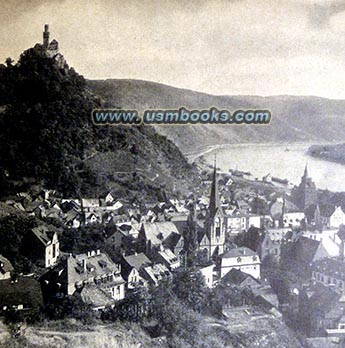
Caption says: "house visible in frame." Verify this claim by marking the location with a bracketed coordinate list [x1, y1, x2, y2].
[225, 213, 247, 234]
[0, 255, 14, 280]
[329, 207, 345, 229]
[121, 252, 151, 289]
[63, 209, 83, 228]
[81, 198, 100, 212]
[110, 214, 130, 225]
[260, 228, 292, 263]
[311, 258, 345, 293]
[85, 211, 102, 225]
[220, 247, 261, 279]
[306, 337, 342, 348]
[66, 251, 125, 309]
[302, 229, 343, 261]
[282, 236, 329, 275]
[226, 213, 262, 234]
[252, 284, 280, 310]
[270, 198, 303, 228]
[105, 192, 116, 204]
[312, 204, 337, 228]
[157, 248, 180, 270]
[225, 177, 234, 186]
[140, 263, 172, 286]
[247, 214, 262, 229]
[0, 275, 43, 313]
[281, 211, 305, 228]
[199, 263, 215, 288]
[60, 199, 81, 213]
[117, 223, 140, 239]
[167, 212, 189, 235]
[26, 226, 60, 268]
[138, 221, 183, 259]
[221, 268, 261, 289]
[104, 228, 135, 256]
[285, 236, 320, 263]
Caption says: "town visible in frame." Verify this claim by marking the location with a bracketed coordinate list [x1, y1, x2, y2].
[1, 24, 345, 348]
[1, 154, 345, 346]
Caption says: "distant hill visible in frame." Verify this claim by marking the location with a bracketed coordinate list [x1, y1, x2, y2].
[0, 47, 198, 201]
[88, 79, 345, 152]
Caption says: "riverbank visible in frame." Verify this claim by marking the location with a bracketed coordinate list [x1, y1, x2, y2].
[185, 141, 342, 163]
[308, 143, 345, 166]
[190, 142, 345, 192]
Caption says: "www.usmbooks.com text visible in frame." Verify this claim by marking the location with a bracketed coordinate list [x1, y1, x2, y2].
[92, 107, 271, 125]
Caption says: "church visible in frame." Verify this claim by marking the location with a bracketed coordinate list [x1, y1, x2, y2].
[291, 164, 318, 210]
[196, 162, 226, 261]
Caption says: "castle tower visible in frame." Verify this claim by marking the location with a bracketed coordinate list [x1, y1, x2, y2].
[43, 24, 50, 49]
[206, 157, 225, 257]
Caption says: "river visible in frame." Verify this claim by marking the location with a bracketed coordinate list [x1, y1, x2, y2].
[199, 143, 345, 192]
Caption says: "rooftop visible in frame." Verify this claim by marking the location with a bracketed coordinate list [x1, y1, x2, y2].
[222, 247, 257, 259]
[312, 258, 345, 281]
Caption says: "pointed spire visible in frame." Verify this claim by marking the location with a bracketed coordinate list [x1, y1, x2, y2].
[209, 153, 220, 218]
[303, 162, 308, 179]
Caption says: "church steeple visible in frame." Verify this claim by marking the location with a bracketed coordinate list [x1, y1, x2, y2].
[209, 155, 220, 218]
[302, 163, 309, 180]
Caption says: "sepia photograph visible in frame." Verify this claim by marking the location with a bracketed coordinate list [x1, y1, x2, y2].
[1, 1, 345, 347]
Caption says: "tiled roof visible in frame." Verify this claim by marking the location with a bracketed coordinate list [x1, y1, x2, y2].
[123, 253, 151, 271]
[81, 198, 100, 208]
[67, 252, 124, 288]
[32, 226, 56, 246]
[266, 228, 291, 242]
[222, 247, 257, 259]
[142, 222, 180, 246]
[221, 268, 260, 286]
[158, 249, 179, 265]
[140, 263, 172, 284]
[289, 236, 320, 264]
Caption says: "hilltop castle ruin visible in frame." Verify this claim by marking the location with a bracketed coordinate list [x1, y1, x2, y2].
[42, 24, 59, 57]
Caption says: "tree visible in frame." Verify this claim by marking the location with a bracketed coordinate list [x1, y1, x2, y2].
[149, 281, 202, 348]
[184, 203, 199, 266]
[5, 57, 14, 67]
[172, 268, 209, 313]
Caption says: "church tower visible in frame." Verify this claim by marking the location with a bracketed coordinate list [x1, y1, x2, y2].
[206, 158, 225, 258]
[299, 164, 318, 209]
[292, 163, 318, 210]
[43, 24, 50, 49]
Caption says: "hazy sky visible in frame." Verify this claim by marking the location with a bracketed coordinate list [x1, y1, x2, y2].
[2, 0, 345, 98]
